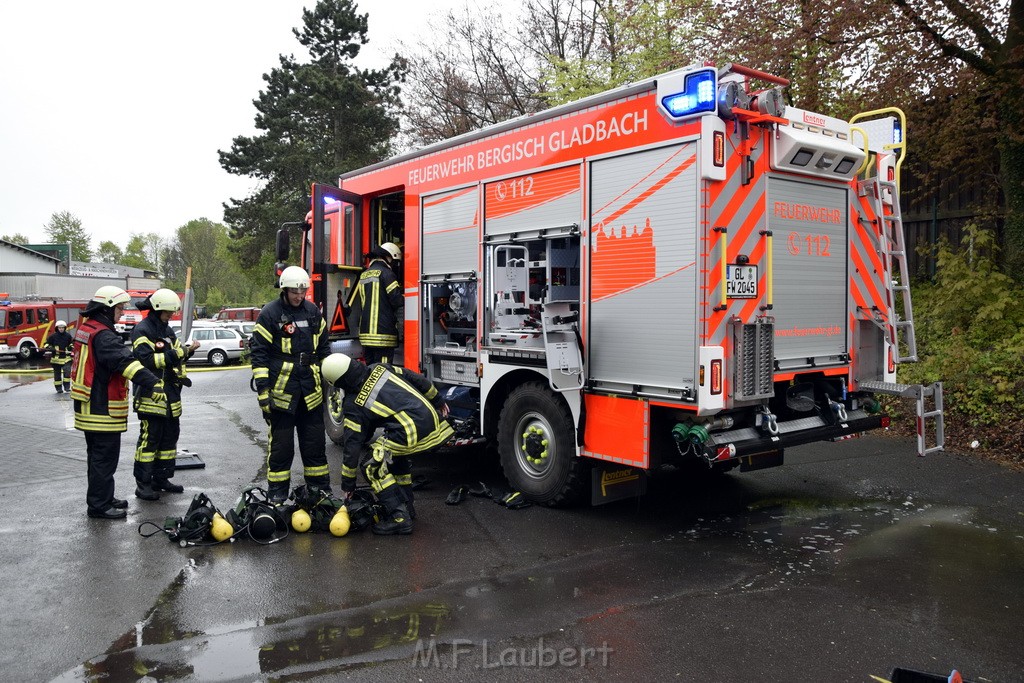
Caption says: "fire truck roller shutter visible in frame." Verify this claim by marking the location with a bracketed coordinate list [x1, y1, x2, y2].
[767, 177, 849, 369]
[588, 142, 700, 396]
[422, 187, 479, 276]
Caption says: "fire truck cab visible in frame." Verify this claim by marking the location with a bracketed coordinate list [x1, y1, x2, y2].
[0, 297, 88, 359]
[284, 62, 944, 506]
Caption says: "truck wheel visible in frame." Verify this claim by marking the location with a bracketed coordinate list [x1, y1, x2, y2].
[324, 387, 346, 445]
[498, 381, 589, 507]
[209, 349, 227, 366]
[18, 342, 35, 360]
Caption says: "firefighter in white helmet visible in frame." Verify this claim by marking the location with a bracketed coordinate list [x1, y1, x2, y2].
[250, 266, 332, 504]
[130, 288, 201, 501]
[321, 352, 452, 535]
[44, 319, 74, 393]
[71, 286, 162, 519]
[354, 242, 403, 365]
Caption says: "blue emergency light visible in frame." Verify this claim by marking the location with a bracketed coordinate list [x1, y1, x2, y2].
[892, 119, 903, 144]
[659, 68, 717, 120]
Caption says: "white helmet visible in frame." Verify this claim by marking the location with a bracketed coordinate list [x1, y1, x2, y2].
[279, 266, 311, 289]
[55, 320, 67, 328]
[380, 242, 401, 261]
[321, 353, 352, 386]
[92, 285, 131, 307]
[150, 288, 181, 312]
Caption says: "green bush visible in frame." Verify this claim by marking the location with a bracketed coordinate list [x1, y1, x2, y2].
[900, 225, 1024, 434]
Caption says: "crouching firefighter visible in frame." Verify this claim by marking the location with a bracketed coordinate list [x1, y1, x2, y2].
[250, 266, 332, 504]
[321, 353, 453, 535]
[131, 289, 200, 501]
[44, 320, 74, 393]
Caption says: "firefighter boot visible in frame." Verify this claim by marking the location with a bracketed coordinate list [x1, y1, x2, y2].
[153, 479, 184, 494]
[372, 487, 413, 535]
[268, 483, 289, 506]
[135, 481, 160, 501]
[63, 381, 70, 393]
[400, 484, 417, 520]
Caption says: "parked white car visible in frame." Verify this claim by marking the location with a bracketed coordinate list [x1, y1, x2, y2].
[183, 325, 246, 366]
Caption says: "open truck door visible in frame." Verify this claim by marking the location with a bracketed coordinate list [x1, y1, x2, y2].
[277, 183, 365, 340]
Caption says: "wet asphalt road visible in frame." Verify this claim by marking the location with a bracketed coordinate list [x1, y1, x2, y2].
[0, 359, 1022, 683]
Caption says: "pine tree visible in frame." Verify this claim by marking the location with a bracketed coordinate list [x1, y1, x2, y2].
[219, 0, 405, 268]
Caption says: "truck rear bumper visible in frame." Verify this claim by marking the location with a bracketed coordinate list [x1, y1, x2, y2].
[709, 409, 885, 462]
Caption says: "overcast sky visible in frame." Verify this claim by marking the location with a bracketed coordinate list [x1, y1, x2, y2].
[0, 0, 462, 252]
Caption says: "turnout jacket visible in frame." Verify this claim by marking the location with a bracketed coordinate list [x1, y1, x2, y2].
[356, 257, 402, 348]
[251, 296, 330, 414]
[131, 311, 193, 418]
[44, 329, 74, 365]
[337, 362, 453, 491]
[71, 308, 160, 433]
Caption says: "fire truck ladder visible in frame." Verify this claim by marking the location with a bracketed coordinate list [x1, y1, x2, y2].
[857, 179, 944, 456]
[860, 177, 917, 362]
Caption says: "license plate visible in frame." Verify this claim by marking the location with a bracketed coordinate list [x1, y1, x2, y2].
[726, 264, 758, 299]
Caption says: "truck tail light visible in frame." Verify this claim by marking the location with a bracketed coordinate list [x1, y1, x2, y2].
[711, 359, 722, 395]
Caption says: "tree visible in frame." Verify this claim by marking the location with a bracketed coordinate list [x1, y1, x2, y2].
[885, 0, 1023, 274]
[121, 233, 160, 271]
[219, 0, 406, 268]
[1, 233, 29, 245]
[95, 241, 124, 264]
[43, 211, 91, 261]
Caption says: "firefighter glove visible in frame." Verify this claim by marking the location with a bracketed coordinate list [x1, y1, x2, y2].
[258, 392, 272, 423]
[178, 376, 193, 388]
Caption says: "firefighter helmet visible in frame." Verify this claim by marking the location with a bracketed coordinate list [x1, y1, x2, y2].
[91, 285, 131, 307]
[279, 266, 311, 289]
[150, 288, 181, 312]
[55, 320, 67, 328]
[380, 242, 401, 261]
[321, 353, 352, 386]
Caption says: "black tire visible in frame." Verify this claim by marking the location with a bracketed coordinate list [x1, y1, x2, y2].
[18, 342, 34, 360]
[498, 381, 589, 507]
[209, 349, 227, 366]
[324, 387, 346, 445]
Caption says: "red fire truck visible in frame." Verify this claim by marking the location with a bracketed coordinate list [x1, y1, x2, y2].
[0, 297, 89, 359]
[280, 61, 944, 506]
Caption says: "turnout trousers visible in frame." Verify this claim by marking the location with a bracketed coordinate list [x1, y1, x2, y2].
[266, 401, 330, 494]
[85, 431, 121, 513]
[134, 414, 180, 483]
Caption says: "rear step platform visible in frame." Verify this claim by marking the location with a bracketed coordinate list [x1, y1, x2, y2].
[859, 380, 945, 456]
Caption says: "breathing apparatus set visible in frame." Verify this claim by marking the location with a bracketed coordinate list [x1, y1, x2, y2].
[287, 484, 352, 536]
[138, 492, 235, 547]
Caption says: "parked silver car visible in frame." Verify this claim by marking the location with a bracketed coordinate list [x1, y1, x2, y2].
[184, 325, 246, 366]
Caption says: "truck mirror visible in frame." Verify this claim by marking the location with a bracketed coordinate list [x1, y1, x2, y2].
[276, 227, 290, 261]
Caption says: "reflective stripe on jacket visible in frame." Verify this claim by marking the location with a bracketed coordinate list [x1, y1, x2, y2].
[356, 258, 402, 347]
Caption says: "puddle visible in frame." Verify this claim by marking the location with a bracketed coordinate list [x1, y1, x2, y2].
[52, 495, 1024, 681]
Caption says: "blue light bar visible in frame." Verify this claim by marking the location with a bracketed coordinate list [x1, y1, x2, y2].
[660, 69, 717, 119]
[892, 120, 903, 144]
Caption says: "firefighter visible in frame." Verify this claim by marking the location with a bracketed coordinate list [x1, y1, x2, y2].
[44, 320, 74, 393]
[356, 242, 403, 365]
[321, 352, 452, 535]
[71, 286, 161, 520]
[131, 289, 201, 501]
[251, 266, 332, 504]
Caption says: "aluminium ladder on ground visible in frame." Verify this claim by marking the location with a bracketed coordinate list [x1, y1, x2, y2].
[857, 178, 944, 456]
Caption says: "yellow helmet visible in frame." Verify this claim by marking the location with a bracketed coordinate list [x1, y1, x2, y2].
[150, 288, 181, 312]
[329, 507, 351, 537]
[210, 513, 234, 542]
[291, 508, 312, 533]
[91, 285, 131, 307]
[321, 353, 352, 386]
